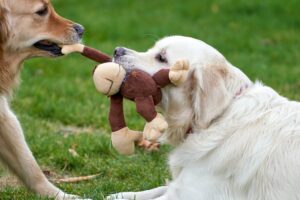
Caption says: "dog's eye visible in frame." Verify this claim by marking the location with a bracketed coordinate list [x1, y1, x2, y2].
[156, 54, 168, 63]
[36, 7, 48, 16]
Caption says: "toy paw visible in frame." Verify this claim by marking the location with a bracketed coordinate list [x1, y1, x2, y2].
[111, 127, 142, 155]
[143, 113, 168, 141]
[61, 43, 84, 55]
[169, 60, 190, 86]
[138, 139, 160, 151]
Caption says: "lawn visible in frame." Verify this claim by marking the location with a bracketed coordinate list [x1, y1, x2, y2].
[1, 0, 300, 199]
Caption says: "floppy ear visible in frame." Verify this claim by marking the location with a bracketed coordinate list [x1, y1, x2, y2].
[0, 6, 9, 43]
[192, 62, 231, 129]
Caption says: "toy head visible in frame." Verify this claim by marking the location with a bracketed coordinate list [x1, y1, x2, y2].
[93, 62, 126, 96]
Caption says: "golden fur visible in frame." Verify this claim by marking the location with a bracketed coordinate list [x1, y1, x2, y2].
[0, 0, 87, 199]
[0, 0, 80, 94]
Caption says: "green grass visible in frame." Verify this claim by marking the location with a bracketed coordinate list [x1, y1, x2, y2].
[1, 0, 300, 199]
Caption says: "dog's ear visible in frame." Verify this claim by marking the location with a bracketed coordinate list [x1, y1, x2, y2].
[192, 62, 231, 129]
[0, 6, 9, 43]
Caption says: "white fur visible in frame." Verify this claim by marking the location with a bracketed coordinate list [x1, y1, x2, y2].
[108, 36, 300, 200]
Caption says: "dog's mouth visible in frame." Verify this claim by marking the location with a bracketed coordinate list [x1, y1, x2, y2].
[33, 40, 63, 56]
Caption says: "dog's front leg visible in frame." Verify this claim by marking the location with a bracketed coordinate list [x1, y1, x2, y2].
[0, 96, 82, 200]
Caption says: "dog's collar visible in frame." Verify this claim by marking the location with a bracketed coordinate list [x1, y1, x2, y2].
[185, 84, 250, 136]
[186, 127, 193, 134]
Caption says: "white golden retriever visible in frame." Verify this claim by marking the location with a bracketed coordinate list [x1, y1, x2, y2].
[108, 36, 300, 200]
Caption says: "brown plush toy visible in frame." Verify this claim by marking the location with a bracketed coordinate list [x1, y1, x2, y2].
[61, 44, 189, 155]
[93, 63, 170, 155]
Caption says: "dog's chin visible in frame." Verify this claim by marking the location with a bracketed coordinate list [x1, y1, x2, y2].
[33, 40, 63, 57]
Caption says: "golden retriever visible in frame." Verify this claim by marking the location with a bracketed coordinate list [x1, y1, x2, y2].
[0, 0, 87, 199]
[108, 36, 300, 200]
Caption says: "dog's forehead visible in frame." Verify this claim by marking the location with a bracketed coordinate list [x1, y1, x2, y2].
[24, 0, 49, 3]
[152, 36, 225, 64]
[25, 0, 50, 7]
[157, 36, 188, 45]
[154, 36, 197, 52]
[154, 37, 176, 50]
[152, 36, 194, 57]
[8, 0, 49, 10]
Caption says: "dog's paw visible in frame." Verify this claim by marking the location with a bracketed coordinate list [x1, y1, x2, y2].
[106, 193, 129, 200]
[55, 192, 92, 200]
[169, 60, 190, 86]
[138, 139, 160, 151]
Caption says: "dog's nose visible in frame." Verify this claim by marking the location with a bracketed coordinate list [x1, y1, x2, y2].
[114, 47, 127, 57]
[73, 24, 84, 38]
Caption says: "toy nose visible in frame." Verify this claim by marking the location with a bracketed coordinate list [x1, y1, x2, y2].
[114, 47, 127, 57]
